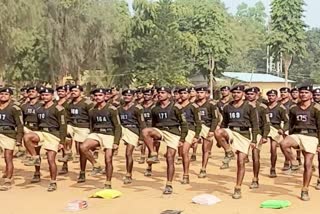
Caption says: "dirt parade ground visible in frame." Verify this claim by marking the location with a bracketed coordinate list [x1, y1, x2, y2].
[1, 143, 320, 214]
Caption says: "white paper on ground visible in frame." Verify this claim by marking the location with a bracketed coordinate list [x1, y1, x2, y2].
[65, 200, 88, 212]
[192, 194, 221, 205]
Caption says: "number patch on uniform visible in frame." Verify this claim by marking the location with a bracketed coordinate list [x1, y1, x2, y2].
[296, 114, 308, 122]
[199, 110, 206, 116]
[229, 112, 241, 119]
[269, 112, 273, 118]
[27, 108, 36, 114]
[96, 116, 108, 122]
[70, 108, 79, 115]
[144, 112, 150, 118]
[38, 113, 45, 119]
[0, 114, 6, 120]
[158, 112, 168, 119]
[120, 114, 128, 120]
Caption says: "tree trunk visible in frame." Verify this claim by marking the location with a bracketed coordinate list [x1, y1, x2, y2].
[282, 53, 292, 87]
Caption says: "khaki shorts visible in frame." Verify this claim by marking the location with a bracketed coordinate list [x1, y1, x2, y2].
[87, 133, 114, 149]
[67, 125, 90, 142]
[121, 127, 139, 147]
[268, 126, 284, 143]
[24, 126, 34, 134]
[185, 130, 195, 144]
[0, 134, 16, 150]
[200, 124, 216, 142]
[153, 128, 180, 150]
[34, 131, 60, 152]
[289, 134, 318, 154]
[224, 128, 251, 155]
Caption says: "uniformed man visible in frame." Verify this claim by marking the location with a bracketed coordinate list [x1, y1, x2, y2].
[0, 88, 23, 191]
[189, 86, 198, 161]
[16, 87, 42, 158]
[313, 88, 320, 104]
[142, 86, 188, 194]
[173, 88, 183, 165]
[189, 87, 197, 103]
[280, 85, 320, 201]
[18, 87, 29, 105]
[19, 86, 42, 169]
[141, 89, 158, 176]
[104, 88, 112, 103]
[173, 88, 181, 103]
[195, 86, 219, 177]
[56, 86, 70, 108]
[66, 85, 94, 164]
[119, 89, 146, 184]
[137, 89, 155, 164]
[78, 88, 121, 188]
[279, 86, 302, 167]
[178, 87, 201, 184]
[110, 87, 121, 108]
[55, 85, 72, 174]
[214, 85, 259, 199]
[135, 88, 144, 104]
[23, 87, 67, 192]
[245, 87, 270, 189]
[279, 87, 294, 110]
[255, 87, 268, 105]
[266, 89, 289, 177]
[216, 86, 232, 113]
[291, 87, 299, 103]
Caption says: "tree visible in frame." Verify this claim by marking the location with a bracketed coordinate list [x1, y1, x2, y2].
[289, 28, 320, 83]
[268, 0, 307, 86]
[130, 0, 194, 86]
[226, 1, 267, 73]
[177, 0, 232, 78]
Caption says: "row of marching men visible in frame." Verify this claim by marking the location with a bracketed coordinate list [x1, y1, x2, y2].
[0, 84, 320, 202]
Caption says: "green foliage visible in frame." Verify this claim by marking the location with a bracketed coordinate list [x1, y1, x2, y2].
[290, 28, 320, 83]
[227, 1, 267, 72]
[0, 0, 318, 88]
[268, 0, 307, 63]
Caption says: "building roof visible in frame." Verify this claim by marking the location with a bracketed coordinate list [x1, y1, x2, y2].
[222, 72, 294, 83]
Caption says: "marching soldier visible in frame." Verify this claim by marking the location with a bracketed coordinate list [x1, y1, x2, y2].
[189, 87, 197, 103]
[279, 87, 302, 167]
[78, 88, 121, 188]
[280, 85, 320, 201]
[189, 86, 198, 161]
[66, 85, 94, 164]
[216, 86, 232, 113]
[291, 87, 299, 103]
[178, 87, 201, 184]
[0, 88, 24, 191]
[214, 85, 259, 199]
[266, 89, 289, 177]
[141, 88, 158, 176]
[195, 86, 219, 177]
[21, 87, 43, 176]
[142, 86, 188, 194]
[135, 88, 144, 104]
[314, 88, 320, 104]
[55, 86, 72, 174]
[110, 87, 121, 108]
[23, 88, 67, 192]
[279, 87, 294, 109]
[18, 87, 29, 105]
[119, 89, 146, 184]
[245, 87, 270, 189]
[16, 86, 42, 158]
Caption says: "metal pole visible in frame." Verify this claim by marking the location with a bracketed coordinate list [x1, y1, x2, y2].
[266, 45, 269, 73]
[209, 53, 214, 99]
